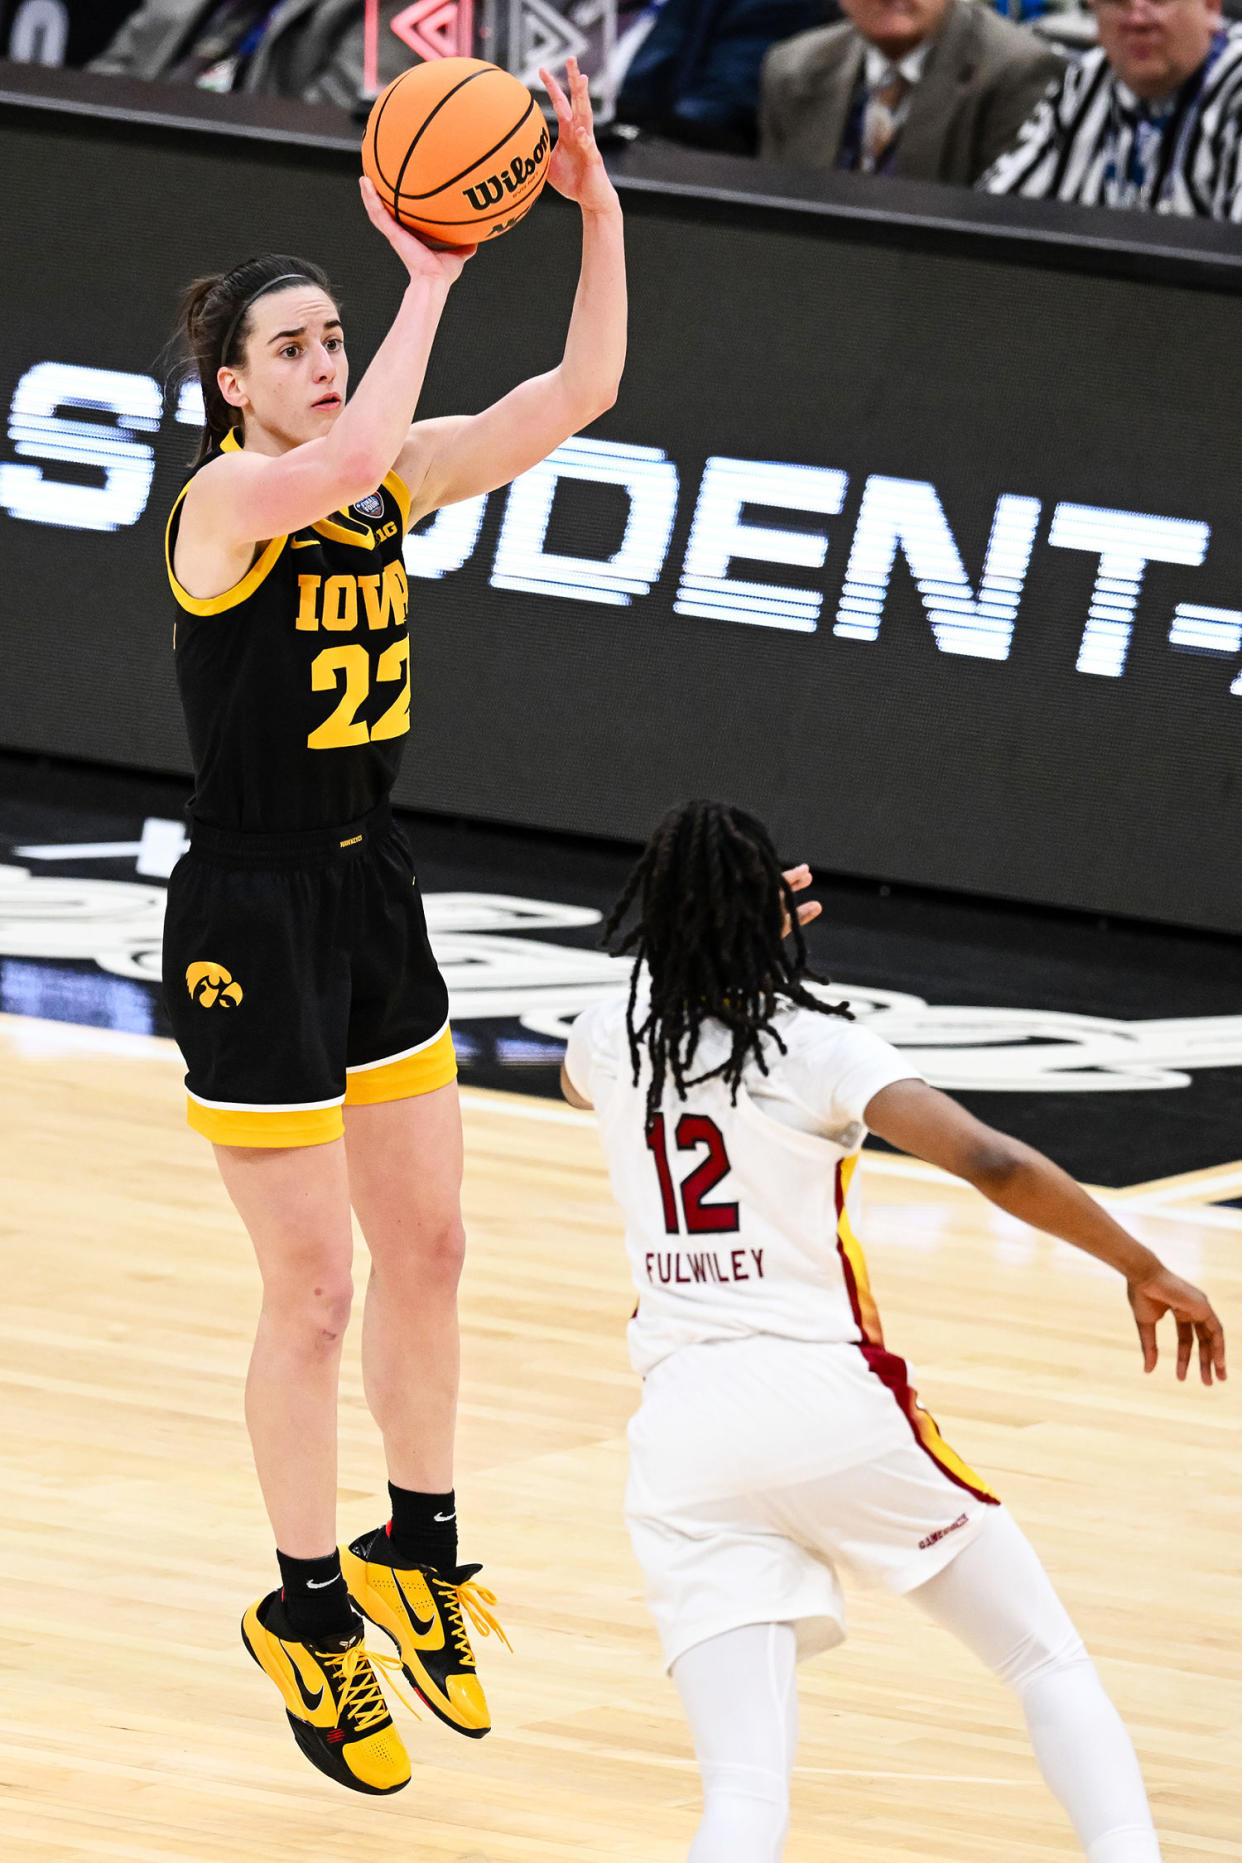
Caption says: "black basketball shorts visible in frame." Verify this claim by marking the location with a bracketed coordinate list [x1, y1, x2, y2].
[162, 800, 455, 1147]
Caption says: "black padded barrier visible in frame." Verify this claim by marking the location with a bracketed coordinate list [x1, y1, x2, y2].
[2, 63, 1241, 932]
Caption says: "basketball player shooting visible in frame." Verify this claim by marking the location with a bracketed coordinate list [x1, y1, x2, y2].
[561, 799, 1226, 1863]
[162, 60, 623, 1794]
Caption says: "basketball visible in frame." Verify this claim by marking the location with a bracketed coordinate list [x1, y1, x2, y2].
[362, 58, 551, 246]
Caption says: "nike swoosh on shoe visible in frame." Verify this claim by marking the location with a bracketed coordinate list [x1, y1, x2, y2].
[282, 1649, 325, 1713]
[393, 1571, 438, 1639]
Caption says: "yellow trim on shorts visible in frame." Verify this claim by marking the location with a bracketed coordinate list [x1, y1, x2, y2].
[187, 1098, 344, 1148]
[344, 1025, 457, 1107]
[907, 1397, 1000, 1505]
[836, 1153, 885, 1346]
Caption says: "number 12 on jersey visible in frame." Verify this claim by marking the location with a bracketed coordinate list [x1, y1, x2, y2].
[646, 1113, 739, 1235]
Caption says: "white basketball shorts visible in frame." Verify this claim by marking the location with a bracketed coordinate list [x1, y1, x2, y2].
[625, 1335, 1000, 1671]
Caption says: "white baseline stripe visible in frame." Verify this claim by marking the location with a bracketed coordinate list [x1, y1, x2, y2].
[14, 840, 143, 860]
[456, 1093, 1242, 1224]
[506, 1724, 1026, 1784]
[797, 1768, 1025, 1785]
[4, 1019, 1239, 1224]
[1123, 1163, 1242, 1204]
[459, 1088, 595, 1128]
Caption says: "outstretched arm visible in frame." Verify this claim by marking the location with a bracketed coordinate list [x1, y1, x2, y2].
[398, 59, 627, 523]
[865, 1079, 1227, 1386]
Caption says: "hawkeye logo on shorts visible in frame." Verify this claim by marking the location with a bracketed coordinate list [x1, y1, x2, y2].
[186, 961, 244, 1008]
[352, 494, 384, 518]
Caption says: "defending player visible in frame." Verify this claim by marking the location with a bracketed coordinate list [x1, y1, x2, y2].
[561, 798, 1226, 1863]
[163, 62, 623, 1793]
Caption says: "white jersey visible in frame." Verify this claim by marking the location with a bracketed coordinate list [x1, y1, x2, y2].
[564, 993, 921, 1376]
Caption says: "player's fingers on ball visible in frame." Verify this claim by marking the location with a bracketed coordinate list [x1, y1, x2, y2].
[361, 177, 388, 217]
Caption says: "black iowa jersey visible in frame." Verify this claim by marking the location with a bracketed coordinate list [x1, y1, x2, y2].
[167, 430, 414, 833]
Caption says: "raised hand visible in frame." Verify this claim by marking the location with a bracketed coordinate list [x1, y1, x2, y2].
[1128, 1266, 1227, 1384]
[359, 176, 476, 284]
[539, 57, 619, 216]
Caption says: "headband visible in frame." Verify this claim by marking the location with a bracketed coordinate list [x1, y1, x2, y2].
[221, 272, 315, 364]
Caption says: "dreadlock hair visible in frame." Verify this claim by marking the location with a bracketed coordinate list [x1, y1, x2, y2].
[169, 254, 336, 468]
[602, 799, 853, 1130]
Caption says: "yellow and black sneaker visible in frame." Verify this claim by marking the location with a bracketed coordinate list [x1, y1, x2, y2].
[240, 1590, 414, 1794]
[340, 1526, 511, 1739]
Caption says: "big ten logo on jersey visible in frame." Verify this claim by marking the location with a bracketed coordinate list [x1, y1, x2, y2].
[294, 561, 408, 634]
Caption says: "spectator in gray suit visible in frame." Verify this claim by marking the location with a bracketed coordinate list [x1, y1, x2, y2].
[88, 0, 410, 109]
[760, 0, 1061, 184]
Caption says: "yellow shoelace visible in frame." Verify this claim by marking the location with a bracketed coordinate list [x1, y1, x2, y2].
[454, 1579, 513, 1656]
[429, 1575, 513, 1664]
[320, 1643, 421, 1733]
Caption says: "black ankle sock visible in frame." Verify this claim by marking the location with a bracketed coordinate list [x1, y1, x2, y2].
[275, 1548, 356, 1644]
[387, 1483, 457, 1573]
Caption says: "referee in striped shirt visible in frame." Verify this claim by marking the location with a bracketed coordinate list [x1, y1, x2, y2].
[980, 0, 1242, 216]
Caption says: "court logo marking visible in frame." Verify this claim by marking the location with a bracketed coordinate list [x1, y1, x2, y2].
[4, 854, 1242, 1092]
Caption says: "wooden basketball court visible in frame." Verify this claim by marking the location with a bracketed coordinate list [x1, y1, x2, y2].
[2, 1009, 1237, 1861]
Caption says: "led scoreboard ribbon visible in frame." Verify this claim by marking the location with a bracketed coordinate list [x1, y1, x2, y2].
[3, 366, 1238, 694]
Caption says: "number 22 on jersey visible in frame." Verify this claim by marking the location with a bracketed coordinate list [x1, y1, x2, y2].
[646, 1113, 739, 1235]
[307, 640, 410, 749]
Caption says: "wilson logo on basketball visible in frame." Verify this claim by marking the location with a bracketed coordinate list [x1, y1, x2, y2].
[186, 961, 244, 1008]
[462, 124, 550, 213]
